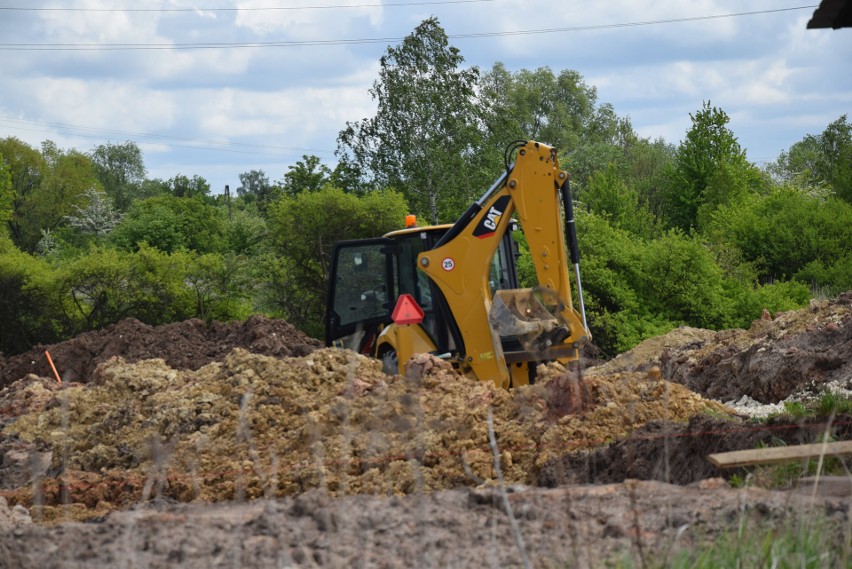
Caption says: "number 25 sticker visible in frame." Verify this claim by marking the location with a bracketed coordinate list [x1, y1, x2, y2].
[441, 257, 455, 271]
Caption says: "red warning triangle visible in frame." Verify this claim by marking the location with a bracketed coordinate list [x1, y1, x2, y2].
[391, 294, 424, 325]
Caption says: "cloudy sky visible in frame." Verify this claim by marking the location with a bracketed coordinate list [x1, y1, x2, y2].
[0, 1, 849, 193]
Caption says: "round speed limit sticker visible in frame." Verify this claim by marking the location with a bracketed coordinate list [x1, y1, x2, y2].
[441, 257, 455, 271]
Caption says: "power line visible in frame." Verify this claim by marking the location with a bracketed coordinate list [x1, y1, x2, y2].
[451, 5, 820, 38]
[2, 0, 495, 13]
[0, 37, 399, 51]
[0, 115, 335, 156]
[0, 5, 819, 51]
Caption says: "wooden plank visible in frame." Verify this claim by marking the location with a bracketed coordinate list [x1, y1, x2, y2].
[708, 440, 852, 469]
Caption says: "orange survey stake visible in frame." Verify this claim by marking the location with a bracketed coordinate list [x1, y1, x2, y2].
[44, 350, 62, 384]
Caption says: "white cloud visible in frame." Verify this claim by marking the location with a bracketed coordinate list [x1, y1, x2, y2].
[195, 83, 377, 144]
[144, 49, 255, 79]
[40, 0, 164, 44]
[1, 1, 847, 193]
[234, 0, 383, 38]
[22, 77, 177, 134]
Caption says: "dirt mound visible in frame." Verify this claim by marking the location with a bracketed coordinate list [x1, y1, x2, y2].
[588, 326, 717, 376]
[667, 292, 852, 403]
[0, 350, 728, 521]
[589, 292, 852, 404]
[538, 412, 852, 487]
[0, 316, 322, 389]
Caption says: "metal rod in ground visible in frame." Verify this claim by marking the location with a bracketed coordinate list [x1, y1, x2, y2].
[487, 407, 531, 569]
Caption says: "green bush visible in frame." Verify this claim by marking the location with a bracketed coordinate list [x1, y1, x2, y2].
[265, 186, 409, 337]
[574, 213, 736, 354]
[723, 279, 810, 329]
[709, 187, 852, 291]
[111, 195, 225, 254]
[639, 230, 728, 330]
[125, 246, 196, 324]
[54, 246, 196, 334]
[0, 248, 61, 354]
[184, 252, 254, 323]
[0, 242, 260, 354]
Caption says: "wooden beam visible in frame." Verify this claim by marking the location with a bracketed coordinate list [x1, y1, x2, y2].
[708, 440, 852, 469]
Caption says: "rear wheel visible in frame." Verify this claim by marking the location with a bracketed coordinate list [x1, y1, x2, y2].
[381, 349, 399, 376]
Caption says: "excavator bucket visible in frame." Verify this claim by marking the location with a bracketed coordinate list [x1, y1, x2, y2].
[489, 289, 568, 352]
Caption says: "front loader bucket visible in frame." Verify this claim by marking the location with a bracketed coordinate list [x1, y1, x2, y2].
[489, 289, 567, 351]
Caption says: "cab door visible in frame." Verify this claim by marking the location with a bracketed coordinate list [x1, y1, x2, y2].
[325, 238, 395, 353]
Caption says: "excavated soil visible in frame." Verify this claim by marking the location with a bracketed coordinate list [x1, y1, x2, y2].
[0, 315, 322, 389]
[0, 350, 728, 523]
[0, 295, 850, 568]
[594, 292, 852, 404]
[538, 412, 852, 487]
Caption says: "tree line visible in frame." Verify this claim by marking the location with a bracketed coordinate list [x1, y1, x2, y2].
[1, 17, 850, 358]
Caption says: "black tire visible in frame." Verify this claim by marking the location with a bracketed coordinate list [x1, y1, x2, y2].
[381, 349, 399, 376]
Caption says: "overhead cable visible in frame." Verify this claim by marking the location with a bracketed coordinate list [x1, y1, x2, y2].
[0, 6, 819, 51]
[2, 0, 495, 13]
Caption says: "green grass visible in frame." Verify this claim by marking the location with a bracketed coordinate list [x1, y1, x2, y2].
[609, 516, 850, 568]
[666, 522, 846, 568]
[816, 391, 852, 415]
[782, 400, 808, 418]
[762, 391, 852, 421]
[743, 391, 852, 488]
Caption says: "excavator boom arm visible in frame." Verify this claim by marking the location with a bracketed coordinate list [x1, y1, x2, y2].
[417, 141, 589, 387]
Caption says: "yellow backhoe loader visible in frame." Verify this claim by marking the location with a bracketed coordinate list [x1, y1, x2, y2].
[325, 140, 590, 388]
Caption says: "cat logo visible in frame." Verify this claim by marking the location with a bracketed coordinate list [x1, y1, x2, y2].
[473, 195, 511, 238]
[483, 207, 502, 231]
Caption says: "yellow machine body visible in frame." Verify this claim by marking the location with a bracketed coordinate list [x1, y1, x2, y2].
[326, 140, 590, 388]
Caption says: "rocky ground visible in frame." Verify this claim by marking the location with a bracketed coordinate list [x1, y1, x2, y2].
[0, 293, 850, 568]
[2, 480, 848, 569]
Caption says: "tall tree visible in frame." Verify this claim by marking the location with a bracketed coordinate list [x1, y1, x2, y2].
[661, 101, 761, 232]
[168, 174, 210, 199]
[479, 64, 633, 178]
[0, 154, 12, 230]
[623, 137, 676, 224]
[480, 65, 602, 150]
[0, 137, 46, 249]
[281, 156, 331, 196]
[236, 169, 279, 215]
[817, 115, 852, 203]
[2, 140, 97, 252]
[336, 17, 484, 223]
[771, 115, 852, 203]
[89, 141, 146, 211]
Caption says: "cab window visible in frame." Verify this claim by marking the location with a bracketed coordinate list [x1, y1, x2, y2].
[332, 243, 391, 327]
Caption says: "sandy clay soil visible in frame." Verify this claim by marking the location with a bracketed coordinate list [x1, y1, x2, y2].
[0, 294, 850, 567]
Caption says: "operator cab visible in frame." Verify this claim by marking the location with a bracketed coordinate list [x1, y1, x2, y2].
[325, 222, 520, 361]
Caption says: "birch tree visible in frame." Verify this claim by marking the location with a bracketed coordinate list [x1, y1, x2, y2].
[336, 18, 485, 223]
